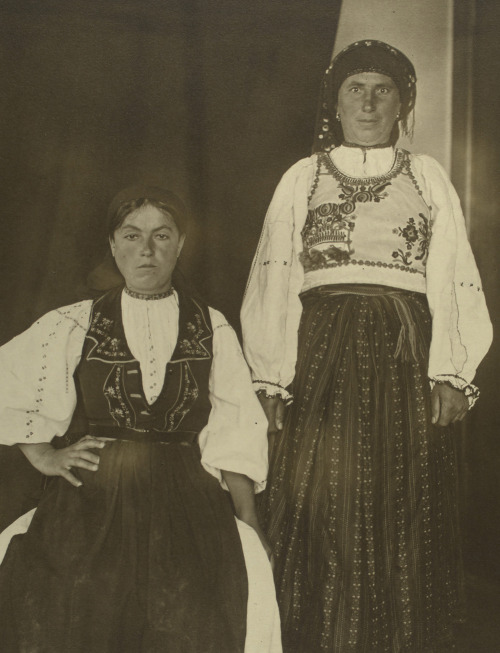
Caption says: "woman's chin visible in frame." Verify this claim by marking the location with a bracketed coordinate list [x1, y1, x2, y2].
[125, 281, 172, 295]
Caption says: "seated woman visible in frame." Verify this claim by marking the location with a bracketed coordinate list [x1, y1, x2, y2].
[0, 185, 281, 653]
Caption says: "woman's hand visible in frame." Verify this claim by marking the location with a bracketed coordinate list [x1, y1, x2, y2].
[431, 384, 469, 427]
[18, 436, 106, 487]
[257, 393, 285, 455]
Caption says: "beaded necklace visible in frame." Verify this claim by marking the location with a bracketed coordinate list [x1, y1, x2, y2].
[124, 286, 175, 301]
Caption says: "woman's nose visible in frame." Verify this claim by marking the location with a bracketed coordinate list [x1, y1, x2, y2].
[362, 91, 376, 112]
[141, 239, 154, 255]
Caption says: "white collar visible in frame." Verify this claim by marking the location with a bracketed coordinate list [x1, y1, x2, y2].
[329, 144, 396, 178]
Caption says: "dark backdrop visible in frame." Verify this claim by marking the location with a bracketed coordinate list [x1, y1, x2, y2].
[0, 0, 342, 527]
[0, 0, 341, 342]
[457, 0, 500, 581]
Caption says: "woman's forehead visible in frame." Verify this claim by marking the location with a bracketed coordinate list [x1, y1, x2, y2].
[120, 205, 176, 229]
[342, 72, 397, 87]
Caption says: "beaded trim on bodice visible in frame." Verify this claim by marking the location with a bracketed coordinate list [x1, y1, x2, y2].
[301, 149, 432, 277]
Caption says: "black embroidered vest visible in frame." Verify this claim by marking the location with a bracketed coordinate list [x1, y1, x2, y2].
[74, 287, 213, 440]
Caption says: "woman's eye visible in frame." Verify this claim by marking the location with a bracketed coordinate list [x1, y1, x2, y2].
[156, 233, 170, 240]
[350, 86, 360, 93]
[378, 87, 389, 94]
[124, 233, 139, 240]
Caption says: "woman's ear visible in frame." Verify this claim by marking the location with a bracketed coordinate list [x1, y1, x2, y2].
[177, 233, 186, 258]
[109, 236, 116, 257]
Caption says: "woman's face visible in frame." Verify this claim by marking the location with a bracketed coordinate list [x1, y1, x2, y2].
[110, 204, 185, 295]
[337, 72, 401, 146]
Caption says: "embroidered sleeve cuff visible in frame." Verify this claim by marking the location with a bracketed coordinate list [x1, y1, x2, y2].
[429, 375, 480, 409]
[252, 380, 292, 403]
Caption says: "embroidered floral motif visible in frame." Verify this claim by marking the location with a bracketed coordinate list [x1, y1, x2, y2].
[104, 365, 134, 427]
[178, 314, 210, 357]
[87, 311, 131, 361]
[338, 180, 390, 214]
[301, 177, 392, 273]
[164, 361, 200, 431]
[301, 202, 356, 272]
[392, 213, 431, 267]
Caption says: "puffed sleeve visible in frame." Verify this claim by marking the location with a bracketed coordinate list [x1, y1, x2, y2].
[0, 302, 92, 445]
[198, 308, 269, 492]
[240, 157, 315, 400]
[414, 154, 493, 404]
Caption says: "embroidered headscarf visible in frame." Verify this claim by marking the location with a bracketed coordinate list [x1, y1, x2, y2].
[107, 184, 189, 237]
[312, 40, 417, 152]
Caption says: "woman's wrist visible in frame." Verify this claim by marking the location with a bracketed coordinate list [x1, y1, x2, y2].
[252, 380, 292, 403]
[429, 374, 479, 409]
[18, 442, 54, 467]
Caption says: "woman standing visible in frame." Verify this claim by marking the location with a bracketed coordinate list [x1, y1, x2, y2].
[0, 185, 281, 653]
[241, 41, 492, 652]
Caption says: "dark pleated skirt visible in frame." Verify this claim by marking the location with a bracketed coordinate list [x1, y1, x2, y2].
[0, 440, 247, 653]
[261, 285, 465, 653]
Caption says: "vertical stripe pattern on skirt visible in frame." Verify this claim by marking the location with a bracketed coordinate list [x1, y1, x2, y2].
[261, 285, 464, 653]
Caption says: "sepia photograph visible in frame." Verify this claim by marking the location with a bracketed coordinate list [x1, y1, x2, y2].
[0, 1, 498, 651]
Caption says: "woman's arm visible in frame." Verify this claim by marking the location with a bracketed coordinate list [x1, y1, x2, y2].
[198, 309, 269, 491]
[18, 436, 105, 488]
[240, 157, 314, 403]
[221, 469, 272, 561]
[0, 302, 92, 446]
[415, 154, 493, 419]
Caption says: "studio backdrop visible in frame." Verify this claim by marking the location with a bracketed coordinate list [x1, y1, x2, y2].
[0, 0, 342, 528]
[0, 0, 342, 341]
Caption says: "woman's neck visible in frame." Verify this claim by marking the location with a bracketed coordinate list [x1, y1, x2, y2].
[124, 286, 175, 301]
[341, 141, 393, 162]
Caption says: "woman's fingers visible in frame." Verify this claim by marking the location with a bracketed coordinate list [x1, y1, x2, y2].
[68, 449, 100, 465]
[452, 407, 468, 423]
[257, 394, 286, 436]
[431, 384, 468, 427]
[431, 387, 441, 424]
[59, 468, 83, 488]
[275, 400, 285, 431]
[65, 456, 99, 472]
[74, 436, 106, 450]
[54, 437, 104, 483]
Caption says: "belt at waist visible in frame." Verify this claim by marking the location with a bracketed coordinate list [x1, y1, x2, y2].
[301, 283, 425, 298]
[300, 283, 427, 363]
[88, 425, 198, 444]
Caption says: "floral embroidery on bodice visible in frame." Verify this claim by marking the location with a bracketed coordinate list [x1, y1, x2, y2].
[301, 149, 432, 278]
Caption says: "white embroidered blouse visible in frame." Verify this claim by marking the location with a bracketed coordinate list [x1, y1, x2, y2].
[241, 146, 492, 404]
[0, 291, 268, 491]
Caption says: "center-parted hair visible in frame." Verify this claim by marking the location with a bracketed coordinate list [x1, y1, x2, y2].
[107, 185, 189, 239]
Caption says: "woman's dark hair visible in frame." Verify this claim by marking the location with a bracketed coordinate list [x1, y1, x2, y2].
[108, 197, 185, 240]
[106, 185, 188, 239]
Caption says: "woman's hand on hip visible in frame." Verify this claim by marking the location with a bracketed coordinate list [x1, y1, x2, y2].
[18, 436, 106, 487]
[431, 384, 469, 427]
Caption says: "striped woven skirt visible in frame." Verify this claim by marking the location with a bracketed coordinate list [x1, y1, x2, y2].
[261, 285, 465, 653]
